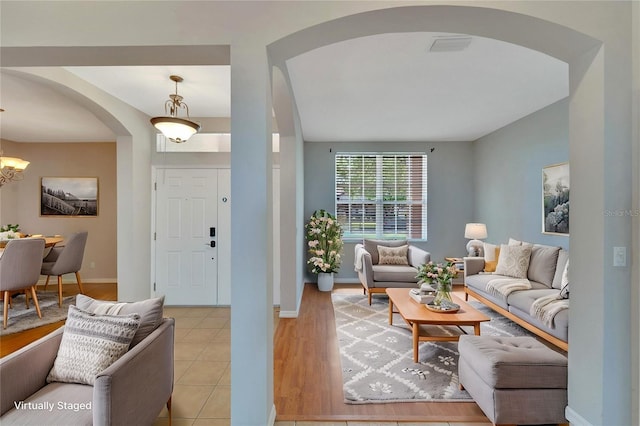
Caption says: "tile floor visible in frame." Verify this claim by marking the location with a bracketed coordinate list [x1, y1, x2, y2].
[152, 306, 491, 426]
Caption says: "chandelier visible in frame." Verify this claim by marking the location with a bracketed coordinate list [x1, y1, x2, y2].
[150, 75, 201, 143]
[0, 151, 29, 187]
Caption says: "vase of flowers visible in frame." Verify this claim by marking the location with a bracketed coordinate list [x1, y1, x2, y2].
[305, 209, 343, 291]
[416, 261, 458, 306]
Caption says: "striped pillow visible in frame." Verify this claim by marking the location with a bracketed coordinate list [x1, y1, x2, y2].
[47, 305, 140, 385]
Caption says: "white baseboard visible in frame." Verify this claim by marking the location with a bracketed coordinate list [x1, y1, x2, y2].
[566, 405, 594, 426]
[268, 404, 276, 426]
[279, 310, 299, 318]
[335, 278, 361, 284]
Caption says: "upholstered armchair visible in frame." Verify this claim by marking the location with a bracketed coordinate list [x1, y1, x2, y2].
[354, 239, 430, 304]
[0, 317, 175, 426]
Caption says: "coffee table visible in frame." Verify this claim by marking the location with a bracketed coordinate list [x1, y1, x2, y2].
[386, 287, 491, 362]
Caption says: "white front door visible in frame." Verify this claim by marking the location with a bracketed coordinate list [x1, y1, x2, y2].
[155, 168, 219, 305]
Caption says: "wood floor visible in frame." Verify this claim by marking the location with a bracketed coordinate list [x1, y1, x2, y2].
[274, 284, 488, 423]
[1, 282, 489, 423]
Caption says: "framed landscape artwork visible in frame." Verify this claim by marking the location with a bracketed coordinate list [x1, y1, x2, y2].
[41, 177, 98, 217]
[542, 162, 569, 235]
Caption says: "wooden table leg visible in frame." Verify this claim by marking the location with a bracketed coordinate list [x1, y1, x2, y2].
[388, 299, 393, 325]
[474, 323, 481, 335]
[412, 322, 419, 363]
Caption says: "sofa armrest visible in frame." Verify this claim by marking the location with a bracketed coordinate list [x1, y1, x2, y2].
[463, 257, 485, 277]
[408, 246, 430, 267]
[92, 318, 175, 426]
[355, 244, 374, 289]
[0, 327, 64, 416]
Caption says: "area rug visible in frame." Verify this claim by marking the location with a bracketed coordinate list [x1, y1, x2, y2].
[1, 292, 74, 335]
[331, 292, 532, 404]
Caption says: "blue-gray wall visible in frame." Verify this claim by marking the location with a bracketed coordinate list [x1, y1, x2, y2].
[474, 98, 570, 250]
[304, 141, 474, 281]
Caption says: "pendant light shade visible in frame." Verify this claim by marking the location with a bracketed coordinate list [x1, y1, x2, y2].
[0, 150, 30, 187]
[150, 75, 201, 143]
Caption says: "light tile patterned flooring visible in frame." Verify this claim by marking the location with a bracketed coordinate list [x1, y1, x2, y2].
[152, 306, 491, 426]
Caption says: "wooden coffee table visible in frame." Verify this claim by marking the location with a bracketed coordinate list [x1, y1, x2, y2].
[386, 287, 491, 362]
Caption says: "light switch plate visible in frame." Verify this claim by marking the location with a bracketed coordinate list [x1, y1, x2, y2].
[613, 247, 626, 267]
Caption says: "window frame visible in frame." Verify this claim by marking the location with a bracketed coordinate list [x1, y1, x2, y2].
[335, 152, 428, 242]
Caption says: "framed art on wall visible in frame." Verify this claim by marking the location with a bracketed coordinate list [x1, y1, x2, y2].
[41, 177, 98, 217]
[542, 162, 569, 235]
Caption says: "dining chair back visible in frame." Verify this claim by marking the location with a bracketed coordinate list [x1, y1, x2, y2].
[41, 231, 88, 307]
[0, 238, 45, 329]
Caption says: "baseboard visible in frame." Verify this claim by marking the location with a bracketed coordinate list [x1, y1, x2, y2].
[279, 309, 299, 318]
[335, 278, 361, 284]
[566, 405, 594, 426]
[268, 404, 276, 426]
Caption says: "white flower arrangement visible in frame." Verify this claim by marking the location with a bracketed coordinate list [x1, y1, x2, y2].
[305, 209, 343, 273]
[0, 224, 20, 240]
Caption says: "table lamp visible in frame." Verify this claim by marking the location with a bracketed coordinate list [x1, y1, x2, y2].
[465, 223, 487, 256]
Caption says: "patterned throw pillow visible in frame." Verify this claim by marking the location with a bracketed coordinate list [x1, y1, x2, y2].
[377, 245, 409, 265]
[47, 305, 141, 386]
[494, 244, 532, 279]
[75, 294, 164, 347]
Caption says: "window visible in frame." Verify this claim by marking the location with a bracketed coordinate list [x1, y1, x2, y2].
[335, 153, 428, 240]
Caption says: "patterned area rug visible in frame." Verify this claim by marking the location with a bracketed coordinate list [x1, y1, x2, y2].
[1, 292, 74, 335]
[331, 292, 532, 404]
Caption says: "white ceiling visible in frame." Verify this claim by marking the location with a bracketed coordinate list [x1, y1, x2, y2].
[0, 32, 568, 144]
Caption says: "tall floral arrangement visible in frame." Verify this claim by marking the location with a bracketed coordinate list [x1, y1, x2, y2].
[305, 209, 343, 274]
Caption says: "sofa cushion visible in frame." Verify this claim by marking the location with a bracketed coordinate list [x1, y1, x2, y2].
[364, 239, 407, 265]
[47, 305, 140, 386]
[372, 264, 418, 283]
[483, 243, 500, 272]
[527, 244, 560, 287]
[558, 260, 569, 299]
[76, 294, 165, 347]
[0, 382, 93, 425]
[552, 249, 569, 290]
[377, 244, 409, 265]
[495, 244, 532, 279]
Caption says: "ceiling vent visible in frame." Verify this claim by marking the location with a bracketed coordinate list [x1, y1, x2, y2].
[429, 36, 472, 52]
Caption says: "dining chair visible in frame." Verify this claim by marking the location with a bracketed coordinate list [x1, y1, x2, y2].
[41, 231, 88, 307]
[0, 238, 46, 329]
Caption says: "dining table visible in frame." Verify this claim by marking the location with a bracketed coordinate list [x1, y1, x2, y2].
[0, 236, 64, 258]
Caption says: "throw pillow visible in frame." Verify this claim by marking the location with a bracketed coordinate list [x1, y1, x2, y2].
[494, 244, 532, 279]
[377, 245, 409, 265]
[483, 243, 500, 272]
[47, 305, 140, 386]
[558, 260, 569, 299]
[364, 239, 407, 265]
[75, 294, 165, 347]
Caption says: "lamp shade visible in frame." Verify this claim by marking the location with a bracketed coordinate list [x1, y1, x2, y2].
[151, 117, 200, 143]
[0, 156, 29, 171]
[464, 223, 487, 239]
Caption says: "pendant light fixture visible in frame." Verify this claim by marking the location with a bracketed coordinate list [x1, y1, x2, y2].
[150, 75, 201, 143]
[0, 150, 30, 187]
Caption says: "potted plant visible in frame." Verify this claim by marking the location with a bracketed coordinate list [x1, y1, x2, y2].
[305, 209, 343, 291]
[416, 260, 458, 306]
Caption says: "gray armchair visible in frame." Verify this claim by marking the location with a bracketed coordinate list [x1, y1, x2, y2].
[1, 238, 45, 329]
[354, 239, 430, 304]
[41, 231, 88, 307]
[0, 317, 175, 426]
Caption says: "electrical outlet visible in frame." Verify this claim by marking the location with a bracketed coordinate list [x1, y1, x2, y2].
[613, 247, 626, 267]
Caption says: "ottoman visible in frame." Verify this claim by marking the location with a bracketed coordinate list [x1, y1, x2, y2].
[458, 335, 568, 426]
